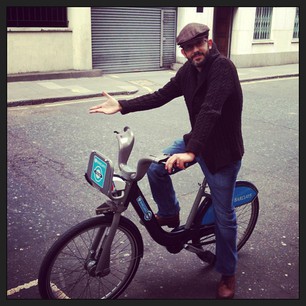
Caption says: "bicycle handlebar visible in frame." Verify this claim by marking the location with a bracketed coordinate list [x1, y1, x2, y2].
[115, 127, 174, 181]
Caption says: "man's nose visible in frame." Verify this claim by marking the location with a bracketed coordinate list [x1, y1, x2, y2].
[191, 44, 200, 53]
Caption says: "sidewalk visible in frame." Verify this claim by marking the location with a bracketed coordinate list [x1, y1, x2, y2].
[7, 63, 299, 107]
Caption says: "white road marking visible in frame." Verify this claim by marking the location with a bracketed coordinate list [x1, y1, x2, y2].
[7, 279, 71, 299]
[51, 282, 70, 299]
[37, 82, 63, 89]
[8, 95, 136, 110]
[7, 279, 38, 296]
[142, 86, 153, 93]
[8, 98, 101, 110]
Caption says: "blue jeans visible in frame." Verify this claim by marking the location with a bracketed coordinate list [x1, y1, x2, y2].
[147, 139, 241, 276]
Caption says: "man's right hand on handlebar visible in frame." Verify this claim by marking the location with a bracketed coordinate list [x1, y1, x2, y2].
[89, 91, 122, 115]
[165, 152, 196, 174]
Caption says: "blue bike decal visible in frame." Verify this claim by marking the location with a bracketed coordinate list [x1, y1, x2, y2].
[233, 185, 258, 207]
[201, 183, 258, 225]
[136, 196, 153, 221]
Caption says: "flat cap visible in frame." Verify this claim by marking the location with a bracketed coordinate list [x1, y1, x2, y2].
[176, 23, 210, 47]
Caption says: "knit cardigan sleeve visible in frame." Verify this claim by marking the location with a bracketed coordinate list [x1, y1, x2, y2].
[185, 57, 237, 156]
[118, 71, 184, 114]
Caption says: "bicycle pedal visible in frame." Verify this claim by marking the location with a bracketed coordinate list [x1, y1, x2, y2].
[201, 250, 216, 264]
[184, 244, 203, 254]
[184, 245, 216, 264]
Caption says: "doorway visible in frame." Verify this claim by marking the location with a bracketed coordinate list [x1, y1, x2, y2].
[213, 7, 234, 57]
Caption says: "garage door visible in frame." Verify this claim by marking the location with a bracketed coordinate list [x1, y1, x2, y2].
[91, 7, 176, 73]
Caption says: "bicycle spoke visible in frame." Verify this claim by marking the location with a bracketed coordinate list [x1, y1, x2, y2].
[39, 216, 142, 299]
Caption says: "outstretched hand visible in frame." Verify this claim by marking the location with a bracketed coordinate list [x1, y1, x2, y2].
[89, 91, 122, 114]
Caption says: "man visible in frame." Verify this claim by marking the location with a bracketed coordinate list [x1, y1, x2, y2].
[89, 23, 244, 299]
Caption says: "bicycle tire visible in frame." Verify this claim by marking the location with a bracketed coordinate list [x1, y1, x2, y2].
[38, 214, 143, 299]
[192, 186, 259, 264]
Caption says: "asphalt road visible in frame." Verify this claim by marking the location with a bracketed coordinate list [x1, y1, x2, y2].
[6, 74, 299, 300]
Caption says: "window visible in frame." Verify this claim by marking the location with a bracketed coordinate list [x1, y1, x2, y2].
[7, 7, 68, 27]
[293, 7, 299, 39]
[253, 7, 273, 40]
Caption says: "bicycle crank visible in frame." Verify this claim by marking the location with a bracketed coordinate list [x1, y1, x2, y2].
[184, 244, 216, 265]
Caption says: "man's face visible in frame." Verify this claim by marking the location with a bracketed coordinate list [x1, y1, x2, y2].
[181, 38, 212, 68]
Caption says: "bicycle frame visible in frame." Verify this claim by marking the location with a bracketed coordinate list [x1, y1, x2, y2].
[127, 177, 214, 250]
[88, 170, 215, 259]
[84, 126, 258, 276]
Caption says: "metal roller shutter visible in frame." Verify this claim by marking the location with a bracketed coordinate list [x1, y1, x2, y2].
[161, 10, 177, 67]
[91, 7, 176, 74]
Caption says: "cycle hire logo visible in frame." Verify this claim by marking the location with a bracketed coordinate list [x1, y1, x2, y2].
[233, 186, 257, 207]
[136, 196, 152, 221]
[91, 156, 107, 188]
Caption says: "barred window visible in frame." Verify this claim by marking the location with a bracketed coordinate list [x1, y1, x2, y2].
[7, 7, 68, 27]
[293, 7, 299, 39]
[253, 7, 273, 40]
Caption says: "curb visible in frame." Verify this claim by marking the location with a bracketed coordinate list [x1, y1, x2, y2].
[7, 69, 104, 83]
[239, 73, 299, 83]
[7, 89, 139, 107]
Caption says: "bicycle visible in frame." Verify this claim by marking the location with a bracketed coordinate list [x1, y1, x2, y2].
[38, 126, 259, 299]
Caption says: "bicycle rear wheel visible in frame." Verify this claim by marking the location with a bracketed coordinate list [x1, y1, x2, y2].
[38, 215, 143, 299]
[192, 182, 259, 264]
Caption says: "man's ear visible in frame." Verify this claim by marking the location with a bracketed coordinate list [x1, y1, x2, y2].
[181, 48, 187, 58]
[208, 39, 213, 49]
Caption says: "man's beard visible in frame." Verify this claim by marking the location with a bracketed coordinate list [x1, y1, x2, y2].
[188, 51, 208, 68]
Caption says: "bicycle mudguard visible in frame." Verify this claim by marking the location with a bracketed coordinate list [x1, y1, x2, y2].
[200, 198, 215, 225]
[85, 151, 114, 197]
[199, 181, 258, 225]
[233, 181, 258, 208]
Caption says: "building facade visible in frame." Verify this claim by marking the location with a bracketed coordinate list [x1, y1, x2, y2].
[7, 7, 299, 75]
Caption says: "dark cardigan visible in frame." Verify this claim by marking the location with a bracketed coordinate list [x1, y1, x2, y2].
[118, 43, 244, 174]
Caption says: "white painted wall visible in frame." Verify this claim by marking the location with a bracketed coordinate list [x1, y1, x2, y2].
[230, 7, 299, 67]
[7, 7, 92, 74]
[231, 7, 257, 55]
[271, 7, 299, 51]
[7, 28, 73, 74]
[68, 7, 92, 70]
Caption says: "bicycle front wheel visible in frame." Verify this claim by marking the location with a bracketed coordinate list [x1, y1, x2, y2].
[38, 215, 143, 299]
